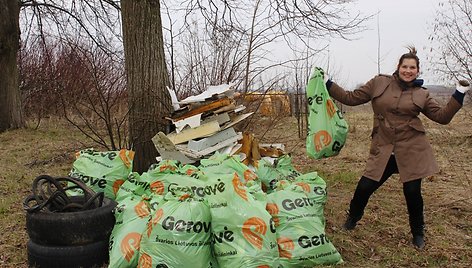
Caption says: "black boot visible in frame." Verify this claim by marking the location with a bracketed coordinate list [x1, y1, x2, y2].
[412, 234, 425, 250]
[343, 215, 360, 230]
[411, 224, 425, 250]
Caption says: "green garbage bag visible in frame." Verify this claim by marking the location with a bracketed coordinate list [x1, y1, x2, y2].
[108, 194, 163, 268]
[138, 190, 215, 268]
[306, 67, 348, 159]
[145, 161, 208, 200]
[266, 182, 343, 267]
[201, 156, 279, 267]
[256, 155, 301, 193]
[292, 172, 328, 219]
[116, 160, 207, 201]
[200, 152, 259, 184]
[69, 148, 134, 200]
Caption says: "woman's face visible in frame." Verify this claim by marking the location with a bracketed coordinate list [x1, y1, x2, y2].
[398, 58, 419, 82]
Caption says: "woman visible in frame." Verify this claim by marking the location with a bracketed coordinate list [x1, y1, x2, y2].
[324, 46, 470, 249]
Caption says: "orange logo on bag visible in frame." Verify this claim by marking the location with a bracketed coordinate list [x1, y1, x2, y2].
[179, 194, 191, 201]
[121, 232, 142, 262]
[134, 201, 150, 218]
[119, 149, 134, 169]
[147, 208, 164, 237]
[266, 203, 280, 227]
[277, 236, 295, 259]
[314, 130, 332, 152]
[160, 164, 176, 172]
[326, 99, 336, 118]
[295, 182, 310, 193]
[232, 173, 248, 201]
[113, 179, 125, 196]
[243, 169, 258, 182]
[266, 203, 279, 215]
[150, 180, 164, 195]
[186, 168, 198, 176]
[242, 217, 267, 249]
[138, 252, 152, 268]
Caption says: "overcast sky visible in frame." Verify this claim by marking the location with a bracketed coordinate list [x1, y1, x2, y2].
[326, 0, 440, 88]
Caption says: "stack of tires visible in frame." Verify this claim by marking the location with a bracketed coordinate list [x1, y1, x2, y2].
[25, 197, 117, 268]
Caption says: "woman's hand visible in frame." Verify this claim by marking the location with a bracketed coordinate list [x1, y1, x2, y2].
[457, 80, 470, 93]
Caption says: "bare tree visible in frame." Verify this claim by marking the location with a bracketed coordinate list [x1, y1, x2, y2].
[178, 0, 369, 92]
[0, 0, 24, 132]
[121, 0, 172, 173]
[8, 0, 370, 173]
[427, 0, 472, 84]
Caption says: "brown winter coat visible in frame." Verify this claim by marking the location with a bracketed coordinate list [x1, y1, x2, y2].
[329, 74, 462, 183]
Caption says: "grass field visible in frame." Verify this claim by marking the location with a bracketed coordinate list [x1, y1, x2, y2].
[0, 102, 471, 267]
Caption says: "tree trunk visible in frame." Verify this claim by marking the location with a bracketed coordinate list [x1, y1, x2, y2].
[121, 0, 172, 173]
[0, 0, 24, 132]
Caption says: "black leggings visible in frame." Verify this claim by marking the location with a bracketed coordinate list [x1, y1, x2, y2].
[349, 155, 424, 235]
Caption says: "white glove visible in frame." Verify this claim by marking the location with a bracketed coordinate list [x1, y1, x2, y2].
[457, 80, 470, 93]
[324, 72, 330, 84]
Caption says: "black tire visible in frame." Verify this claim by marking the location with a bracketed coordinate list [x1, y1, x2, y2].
[27, 239, 109, 268]
[26, 197, 117, 246]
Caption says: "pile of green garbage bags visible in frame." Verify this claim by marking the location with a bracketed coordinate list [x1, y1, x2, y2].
[69, 149, 343, 267]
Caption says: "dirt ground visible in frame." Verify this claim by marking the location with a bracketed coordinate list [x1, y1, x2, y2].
[0, 101, 471, 267]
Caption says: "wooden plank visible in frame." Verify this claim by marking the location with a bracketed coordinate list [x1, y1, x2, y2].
[233, 105, 246, 113]
[166, 120, 220, 144]
[187, 127, 237, 152]
[178, 83, 234, 104]
[238, 132, 253, 165]
[176, 132, 242, 158]
[172, 98, 232, 121]
[213, 103, 236, 114]
[251, 136, 261, 161]
[151, 132, 196, 164]
[259, 146, 285, 157]
[221, 112, 254, 130]
[201, 112, 230, 125]
[173, 113, 202, 133]
[197, 132, 242, 156]
[259, 143, 285, 151]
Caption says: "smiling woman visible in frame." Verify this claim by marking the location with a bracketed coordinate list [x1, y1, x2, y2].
[321, 45, 470, 250]
[395, 46, 420, 83]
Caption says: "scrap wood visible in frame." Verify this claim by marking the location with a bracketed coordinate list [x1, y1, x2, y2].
[235, 132, 287, 166]
[165, 120, 220, 145]
[152, 132, 197, 164]
[251, 136, 262, 164]
[236, 132, 254, 165]
[235, 131, 261, 167]
[221, 112, 254, 130]
[172, 98, 232, 121]
[178, 83, 235, 104]
[171, 113, 202, 133]
[188, 127, 237, 152]
[201, 112, 230, 126]
[195, 132, 242, 157]
[213, 103, 237, 114]
[259, 144, 285, 158]
[176, 132, 242, 158]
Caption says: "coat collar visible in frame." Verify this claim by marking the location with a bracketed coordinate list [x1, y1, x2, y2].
[393, 72, 424, 90]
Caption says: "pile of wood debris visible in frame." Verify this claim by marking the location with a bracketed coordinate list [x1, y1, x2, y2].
[152, 84, 285, 166]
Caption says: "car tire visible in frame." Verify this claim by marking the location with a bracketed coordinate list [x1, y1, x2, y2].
[27, 239, 109, 268]
[26, 197, 117, 246]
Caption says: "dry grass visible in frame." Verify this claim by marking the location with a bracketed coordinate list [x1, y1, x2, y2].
[250, 103, 472, 268]
[1, 103, 471, 267]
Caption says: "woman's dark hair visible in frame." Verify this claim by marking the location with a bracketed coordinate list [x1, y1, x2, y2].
[396, 46, 420, 71]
